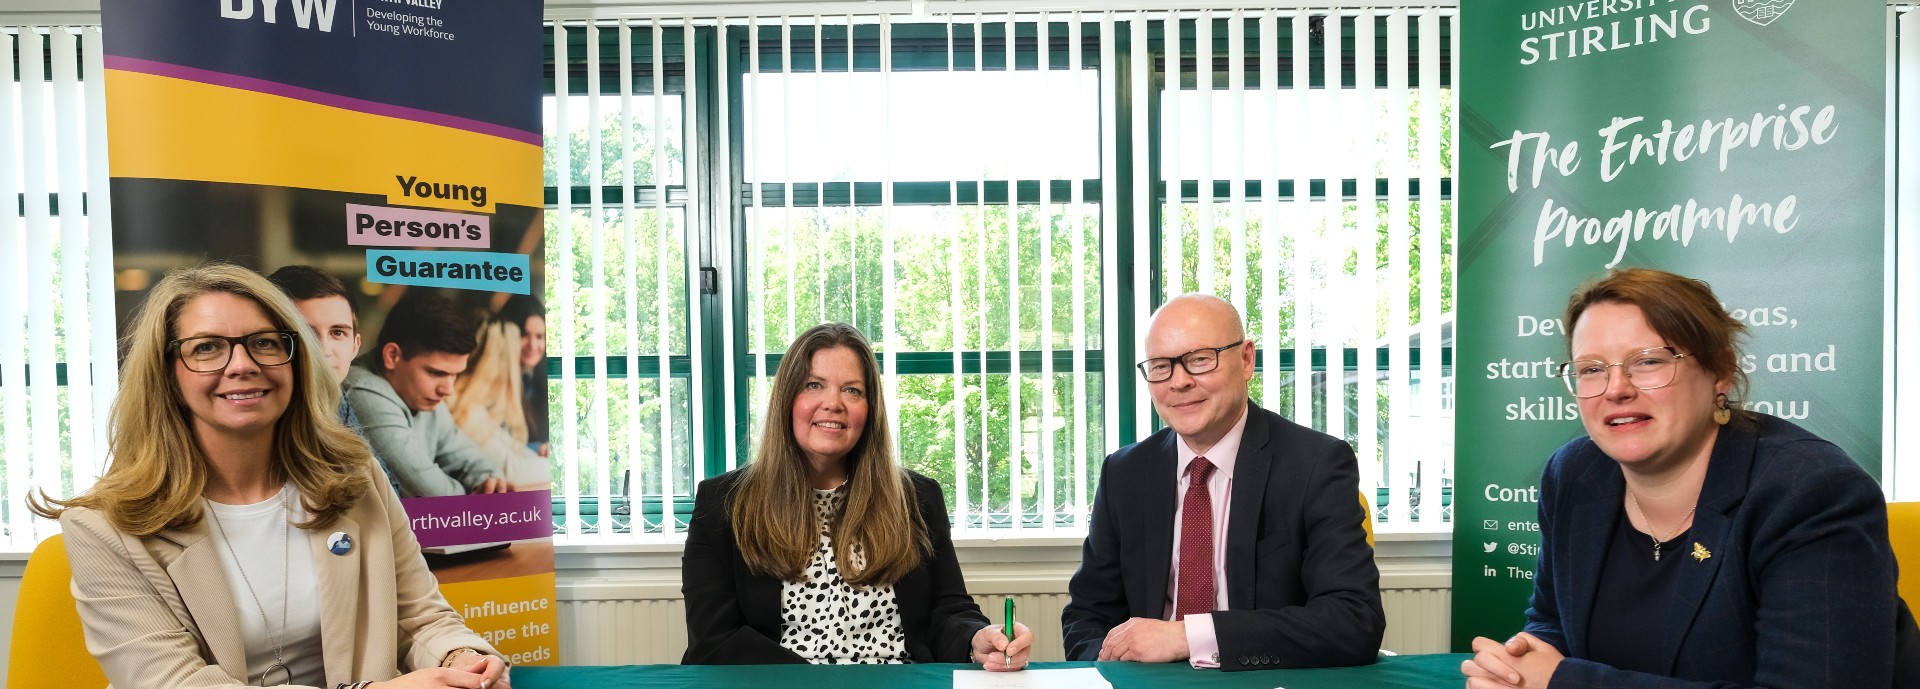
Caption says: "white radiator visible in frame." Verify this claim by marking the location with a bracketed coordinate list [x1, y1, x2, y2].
[559, 597, 690, 665]
[1381, 587, 1453, 655]
[556, 582, 1452, 665]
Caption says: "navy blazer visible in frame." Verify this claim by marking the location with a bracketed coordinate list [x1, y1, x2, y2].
[1525, 414, 1920, 688]
[1060, 403, 1385, 670]
[680, 469, 988, 665]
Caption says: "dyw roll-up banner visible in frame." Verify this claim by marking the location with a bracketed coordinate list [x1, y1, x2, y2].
[100, 0, 557, 666]
[1454, 1, 1884, 648]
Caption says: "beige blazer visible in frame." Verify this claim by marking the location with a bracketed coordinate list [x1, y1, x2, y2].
[60, 476, 500, 689]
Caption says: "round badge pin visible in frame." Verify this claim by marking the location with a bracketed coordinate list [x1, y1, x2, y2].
[328, 532, 353, 555]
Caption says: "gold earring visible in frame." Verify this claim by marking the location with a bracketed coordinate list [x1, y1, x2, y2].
[1713, 393, 1732, 425]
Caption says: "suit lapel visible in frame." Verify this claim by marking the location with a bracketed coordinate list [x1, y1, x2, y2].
[1138, 431, 1179, 618]
[1655, 423, 1753, 674]
[160, 519, 249, 679]
[311, 514, 364, 682]
[1561, 453, 1621, 660]
[1224, 407, 1272, 610]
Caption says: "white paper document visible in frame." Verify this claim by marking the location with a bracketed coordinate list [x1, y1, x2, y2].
[951, 668, 1113, 689]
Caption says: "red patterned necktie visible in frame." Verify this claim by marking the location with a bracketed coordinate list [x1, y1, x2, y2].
[1175, 457, 1217, 620]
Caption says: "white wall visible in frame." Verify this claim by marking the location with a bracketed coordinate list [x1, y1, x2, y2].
[0, 556, 24, 685]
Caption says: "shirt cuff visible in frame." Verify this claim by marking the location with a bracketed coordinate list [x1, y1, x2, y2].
[1184, 613, 1220, 669]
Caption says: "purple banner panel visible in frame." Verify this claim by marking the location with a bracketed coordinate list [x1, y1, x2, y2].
[401, 489, 552, 548]
[346, 202, 492, 248]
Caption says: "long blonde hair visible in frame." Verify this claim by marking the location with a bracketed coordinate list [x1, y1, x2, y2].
[29, 263, 373, 535]
[450, 318, 528, 444]
[730, 323, 928, 587]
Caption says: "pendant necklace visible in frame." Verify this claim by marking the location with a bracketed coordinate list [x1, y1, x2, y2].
[209, 484, 294, 686]
[1625, 489, 1695, 562]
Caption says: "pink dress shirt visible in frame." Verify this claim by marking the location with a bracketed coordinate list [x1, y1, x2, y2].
[1164, 407, 1249, 669]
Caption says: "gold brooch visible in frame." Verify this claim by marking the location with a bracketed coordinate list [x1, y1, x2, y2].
[1691, 542, 1711, 562]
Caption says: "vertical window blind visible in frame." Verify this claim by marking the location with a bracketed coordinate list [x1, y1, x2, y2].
[1, 26, 117, 551]
[1148, 9, 1455, 529]
[546, 20, 700, 541]
[730, 14, 1108, 532]
[544, 8, 1463, 539]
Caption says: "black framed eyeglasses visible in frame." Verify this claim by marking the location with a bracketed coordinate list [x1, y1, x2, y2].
[169, 330, 299, 373]
[1556, 346, 1689, 399]
[1136, 341, 1245, 383]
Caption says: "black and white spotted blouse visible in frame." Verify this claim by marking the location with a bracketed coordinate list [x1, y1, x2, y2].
[777, 485, 911, 664]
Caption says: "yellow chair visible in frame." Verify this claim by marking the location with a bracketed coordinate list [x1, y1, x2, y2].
[1891, 502, 1919, 612]
[1361, 493, 1375, 549]
[7, 534, 108, 689]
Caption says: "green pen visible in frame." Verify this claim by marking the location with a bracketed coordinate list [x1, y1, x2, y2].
[1004, 598, 1016, 641]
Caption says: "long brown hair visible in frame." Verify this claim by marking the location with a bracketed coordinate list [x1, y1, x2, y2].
[1565, 268, 1751, 405]
[30, 263, 373, 535]
[729, 323, 928, 587]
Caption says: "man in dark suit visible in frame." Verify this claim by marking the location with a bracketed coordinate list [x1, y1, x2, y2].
[1061, 294, 1384, 670]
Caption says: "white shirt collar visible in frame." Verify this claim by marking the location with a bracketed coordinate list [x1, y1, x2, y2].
[1177, 404, 1250, 479]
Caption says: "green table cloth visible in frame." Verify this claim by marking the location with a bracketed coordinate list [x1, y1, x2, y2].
[514, 654, 1467, 689]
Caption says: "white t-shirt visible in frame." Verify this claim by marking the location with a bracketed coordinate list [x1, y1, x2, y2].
[205, 486, 325, 686]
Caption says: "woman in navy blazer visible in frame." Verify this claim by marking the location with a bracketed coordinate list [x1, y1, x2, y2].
[1464, 269, 1918, 689]
[680, 323, 1034, 667]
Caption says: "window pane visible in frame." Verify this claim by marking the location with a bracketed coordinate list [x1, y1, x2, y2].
[744, 69, 1099, 183]
[746, 203, 1102, 355]
[543, 94, 687, 188]
[545, 207, 690, 357]
[547, 376, 695, 523]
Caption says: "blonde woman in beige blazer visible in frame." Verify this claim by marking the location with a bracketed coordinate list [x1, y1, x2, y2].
[33, 264, 508, 689]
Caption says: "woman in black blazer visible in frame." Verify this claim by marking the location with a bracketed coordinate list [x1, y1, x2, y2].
[681, 323, 1034, 668]
[1463, 269, 1918, 688]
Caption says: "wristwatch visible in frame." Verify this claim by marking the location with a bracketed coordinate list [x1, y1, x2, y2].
[442, 647, 484, 668]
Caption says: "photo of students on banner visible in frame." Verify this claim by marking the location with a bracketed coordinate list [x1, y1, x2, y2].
[446, 294, 552, 488]
[284, 271, 555, 586]
[108, 182, 551, 503]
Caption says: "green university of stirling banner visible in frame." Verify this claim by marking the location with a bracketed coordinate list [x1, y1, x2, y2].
[1453, 0, 1884, 649]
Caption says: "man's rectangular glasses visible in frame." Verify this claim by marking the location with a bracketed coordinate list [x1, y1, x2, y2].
[1136, 341, 1244, 383]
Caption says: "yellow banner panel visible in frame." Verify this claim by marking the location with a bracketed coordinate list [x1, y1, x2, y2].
[440, 572, 560, 667]
[106, 70, 542, 211]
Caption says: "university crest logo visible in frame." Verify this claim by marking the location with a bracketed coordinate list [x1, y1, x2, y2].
[1732, 0, 1793, 26]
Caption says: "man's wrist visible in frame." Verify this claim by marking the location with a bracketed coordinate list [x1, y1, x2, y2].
[1182, 615, 1219, 668]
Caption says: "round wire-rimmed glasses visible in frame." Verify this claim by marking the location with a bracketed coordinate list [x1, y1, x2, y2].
[170, 330, 299, 373]
[1557, 346, 1689, 399]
